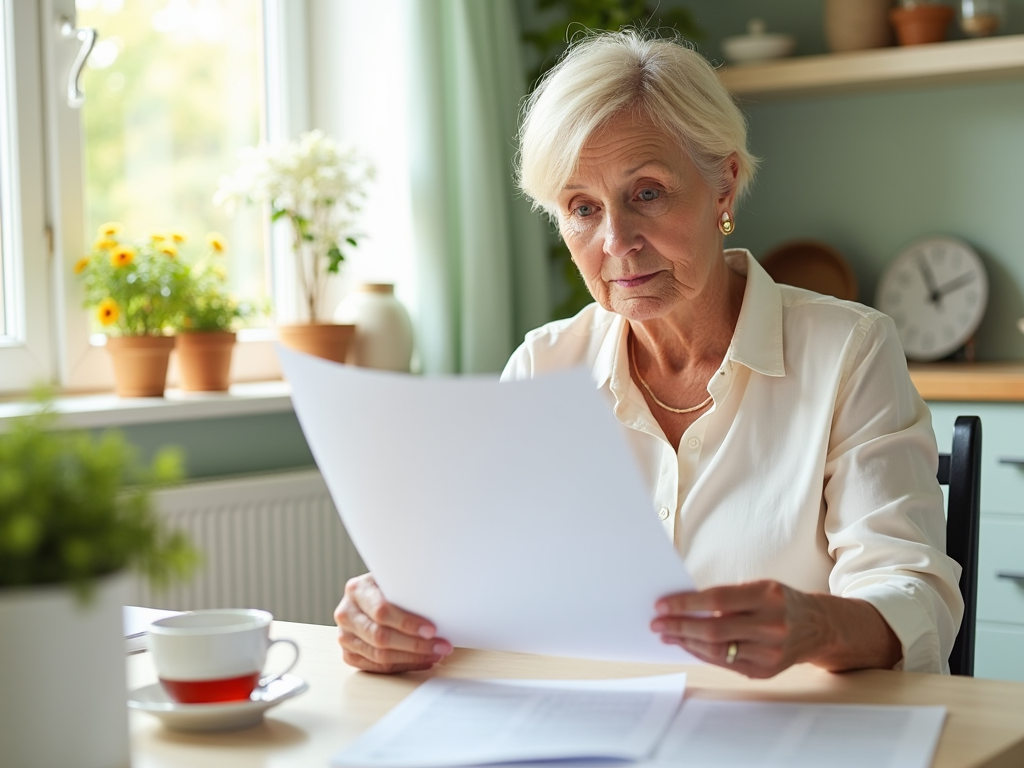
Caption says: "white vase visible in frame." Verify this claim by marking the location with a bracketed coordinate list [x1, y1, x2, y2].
[334, 283, 414, 372]
[0, 572, 131, 768]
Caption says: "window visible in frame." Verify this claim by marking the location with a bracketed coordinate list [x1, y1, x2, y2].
[0, 0, 412, 396]
[77, 0, 267, 310]
[0, 0, 52, 392]
[0, 0, 304, 394]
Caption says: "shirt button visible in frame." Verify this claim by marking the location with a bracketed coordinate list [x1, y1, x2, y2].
[688, 437, 701, 449]
[658, 507, 670, 521]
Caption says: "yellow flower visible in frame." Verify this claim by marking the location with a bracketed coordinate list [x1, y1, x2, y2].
[97, 222, 123, 237]
[97, 298, 119, 326]
[92, 236, 117, 251]
[150, 232, 167, 242]
[159, 243, 178, 258]
[206, 232, 227, 253]
[169, 231, 186, 244]
[73, 256, 90, 274]
[110, 246, 135, 267]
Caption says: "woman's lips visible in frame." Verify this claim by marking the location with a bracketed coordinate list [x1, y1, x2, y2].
[611, 272, 657, 288]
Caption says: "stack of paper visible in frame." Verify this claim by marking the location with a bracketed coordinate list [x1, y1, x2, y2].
[332, 674, 946, 768]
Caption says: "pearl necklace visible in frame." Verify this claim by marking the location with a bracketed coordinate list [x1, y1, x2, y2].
[629, 334, 714, 415]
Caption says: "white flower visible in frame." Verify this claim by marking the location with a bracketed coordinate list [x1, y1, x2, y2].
[214, 130, 375, 321]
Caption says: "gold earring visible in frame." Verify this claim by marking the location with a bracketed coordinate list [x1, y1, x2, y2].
[719, 211, 734, 235]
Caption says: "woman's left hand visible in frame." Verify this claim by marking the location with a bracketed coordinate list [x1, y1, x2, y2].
[650, 580, 902, 678]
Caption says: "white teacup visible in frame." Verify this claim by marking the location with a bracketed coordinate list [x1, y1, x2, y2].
[148, 609, 299, 705]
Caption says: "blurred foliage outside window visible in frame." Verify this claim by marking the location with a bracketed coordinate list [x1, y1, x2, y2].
[77, 0, 267, 326]
[521, 0, 703, 320]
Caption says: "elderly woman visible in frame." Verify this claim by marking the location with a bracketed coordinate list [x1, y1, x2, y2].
[335, 31, 963, 678]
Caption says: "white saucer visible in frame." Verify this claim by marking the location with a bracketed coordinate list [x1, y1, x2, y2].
[128, 674, 308, 732]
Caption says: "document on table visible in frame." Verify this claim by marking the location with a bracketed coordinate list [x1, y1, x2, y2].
[279, 347, 698, 664]
[648, 699, 946, 768]
[332, 673, 688, 768]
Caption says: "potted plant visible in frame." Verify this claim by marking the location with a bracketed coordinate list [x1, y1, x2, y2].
[174, 232, 261, 392]
[890, 0, 955, 45]
[76, 223, 189, 397]
[0, 398, 197, 768]
[215, 129, 375, 363]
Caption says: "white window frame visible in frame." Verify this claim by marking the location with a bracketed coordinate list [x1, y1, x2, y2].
[0, 0, 53, 392]
[0, 0, 312, 396]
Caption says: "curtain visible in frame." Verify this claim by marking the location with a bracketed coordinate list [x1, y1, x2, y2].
[404, 0, 551, 374]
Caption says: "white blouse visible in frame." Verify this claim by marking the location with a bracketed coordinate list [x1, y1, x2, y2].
[501, 250, 963, 674]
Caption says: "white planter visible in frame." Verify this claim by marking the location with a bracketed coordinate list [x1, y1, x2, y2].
[334, 283, 414, 372]
[0, 572, 131, 768]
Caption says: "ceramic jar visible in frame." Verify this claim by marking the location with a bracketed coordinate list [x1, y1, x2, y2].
[825, 0, 893, 52]
[334, 283, 414, 372]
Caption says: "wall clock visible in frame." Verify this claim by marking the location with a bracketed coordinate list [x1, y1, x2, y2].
[875, 236, 988, 362]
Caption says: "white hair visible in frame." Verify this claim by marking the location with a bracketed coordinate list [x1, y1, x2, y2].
[518, 30, 758, 220]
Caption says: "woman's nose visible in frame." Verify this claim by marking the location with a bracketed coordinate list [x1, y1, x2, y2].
[602, 207, 642, 259]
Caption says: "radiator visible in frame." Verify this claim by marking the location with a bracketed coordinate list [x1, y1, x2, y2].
[130, 469, 366, 625]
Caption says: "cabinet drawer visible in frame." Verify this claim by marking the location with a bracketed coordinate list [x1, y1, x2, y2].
[928, 402, 1024, 516]
[975, 623, 1024, 682]
[978, 516, 1024, 624]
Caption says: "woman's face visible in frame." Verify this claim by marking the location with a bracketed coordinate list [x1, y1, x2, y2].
[556, 114, 734, 322]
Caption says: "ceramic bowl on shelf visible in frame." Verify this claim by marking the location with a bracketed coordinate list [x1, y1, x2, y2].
[722, 19, 795, 65]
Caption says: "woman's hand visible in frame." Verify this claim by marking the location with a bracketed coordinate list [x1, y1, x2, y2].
[335, 573, 453, 673]
[650, 580, 902, 678]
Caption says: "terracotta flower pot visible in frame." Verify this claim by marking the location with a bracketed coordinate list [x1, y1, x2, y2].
[890, 4, 955, 46]
[106, 335, 176, 397]
[176, 331, 237, 392]
[278, 323, 356, 364]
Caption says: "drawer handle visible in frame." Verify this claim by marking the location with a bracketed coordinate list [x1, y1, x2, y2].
[998, 458, 1024, 466]
[996, 571, 1024, 581]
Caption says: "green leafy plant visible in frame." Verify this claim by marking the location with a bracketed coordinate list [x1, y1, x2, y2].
[522, 0, 704, 319]
[0, 398, 198, 600]
[76, 222, 189, 336]
[177, 232, 263, 333]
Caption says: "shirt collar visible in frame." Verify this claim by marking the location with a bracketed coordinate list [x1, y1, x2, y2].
[725, 249, 786, 378]
[591, 248, 786, 396]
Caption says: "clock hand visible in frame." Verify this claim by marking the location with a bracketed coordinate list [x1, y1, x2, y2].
[934, 271, 976, 298]
[916, 255, 941, 306]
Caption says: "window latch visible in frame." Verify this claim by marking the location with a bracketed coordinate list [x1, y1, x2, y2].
[59, 16, 97, 109]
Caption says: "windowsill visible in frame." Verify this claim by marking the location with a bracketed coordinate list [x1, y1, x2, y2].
[0, 380, 294, 430]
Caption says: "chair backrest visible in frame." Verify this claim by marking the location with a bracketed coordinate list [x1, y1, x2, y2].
[937, 415, 982, 677]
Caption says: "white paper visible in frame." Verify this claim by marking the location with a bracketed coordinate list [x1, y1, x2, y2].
[123, 606, 181, 639]
[280, 347, 698, 664]
[332, 673, 687, 768]
[648, 699, 946, 768]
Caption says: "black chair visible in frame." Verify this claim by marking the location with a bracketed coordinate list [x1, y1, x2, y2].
[937, 415, 982, 677]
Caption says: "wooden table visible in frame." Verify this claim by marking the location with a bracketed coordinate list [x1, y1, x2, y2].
[128, 621, 1024, 768]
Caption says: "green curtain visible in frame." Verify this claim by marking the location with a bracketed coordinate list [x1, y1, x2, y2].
[405, 0, 551, 374]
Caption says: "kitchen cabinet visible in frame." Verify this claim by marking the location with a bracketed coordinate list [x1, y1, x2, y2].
[929, 401, 1024, 682]
[719, 34, 1024, 100]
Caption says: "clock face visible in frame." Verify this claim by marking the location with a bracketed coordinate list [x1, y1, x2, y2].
[875, 236, 988, 362]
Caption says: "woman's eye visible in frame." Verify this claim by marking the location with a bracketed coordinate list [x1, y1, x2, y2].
[573, 203, 595, 217]
[637, 188, 661, 202]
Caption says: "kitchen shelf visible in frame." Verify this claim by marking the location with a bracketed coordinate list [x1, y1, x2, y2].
[719, 34, 1024, 100]
[909, 362, 1024, 402]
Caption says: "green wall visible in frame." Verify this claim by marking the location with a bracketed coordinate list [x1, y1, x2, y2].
[94, 411, 315, 481]
[516, 0, 1024, 360]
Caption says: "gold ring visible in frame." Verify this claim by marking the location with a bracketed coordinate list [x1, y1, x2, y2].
[726, 641, 738, 665]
